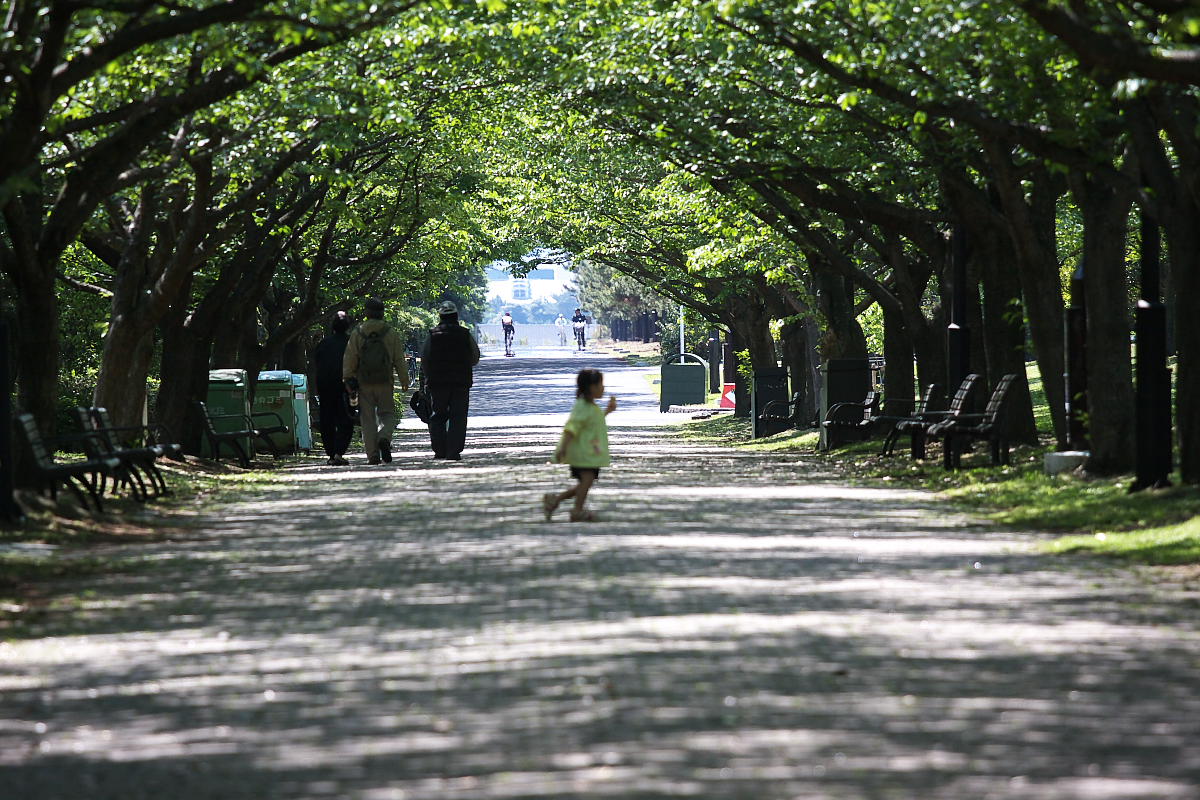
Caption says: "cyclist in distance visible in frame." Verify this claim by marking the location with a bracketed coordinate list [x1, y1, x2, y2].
[571, 308, 589, 351]
[501, 309, 516, 356]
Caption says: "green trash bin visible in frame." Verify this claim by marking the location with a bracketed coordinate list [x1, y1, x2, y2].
[255, 370, 296, 454]
[205, 369, 252, 460]
[659, 362, 707, 412]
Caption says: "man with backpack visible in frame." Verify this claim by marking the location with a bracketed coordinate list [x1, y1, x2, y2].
[420, 300, 480, 460]
[343, 297, 409, 464]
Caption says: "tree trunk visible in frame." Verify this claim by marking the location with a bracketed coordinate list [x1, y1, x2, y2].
[983, 143, 1069, 447]
[93, 320, 156, 430]
[12, 268, 59, 436]
[814, 270, 868, 359]
[977, 228, 1039, 444]
[1072, 173, 1136, 474]
[1176, 251, 1200, 484]
[779, 318, 816, 426]
[912, 316, 947, 405]
[881, 303, 915, 414]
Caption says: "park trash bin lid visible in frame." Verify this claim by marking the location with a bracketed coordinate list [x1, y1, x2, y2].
[257, 370, 294, 399]
[208, 368, 246, 385]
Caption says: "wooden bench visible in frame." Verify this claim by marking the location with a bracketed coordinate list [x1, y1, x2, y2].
[820, 390, 882, 448]
[890, 374, 981, 459]
[16, 413, 120, 512]
[758, 391, 810, 429]
[75, 407, 178, 500]
[194, 402, 289, 466]
[874, 383, 942, 455]
[195, 401, 259, 467]
[928, 373, 1018, 469]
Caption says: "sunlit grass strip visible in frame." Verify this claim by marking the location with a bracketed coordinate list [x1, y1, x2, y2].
[675, 410, 1200, 563]
[1042, 516, 1200, 565]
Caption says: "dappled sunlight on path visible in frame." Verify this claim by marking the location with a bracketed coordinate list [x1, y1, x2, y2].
[3, 354, 1200, 798]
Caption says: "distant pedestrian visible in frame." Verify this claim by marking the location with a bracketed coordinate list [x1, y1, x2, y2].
[554, 313, 568, 346]
[342, 297, 409, 465]
[543, 368, 617, 522]
[311, 310, 353, 466]
[420, 300, 481, 460]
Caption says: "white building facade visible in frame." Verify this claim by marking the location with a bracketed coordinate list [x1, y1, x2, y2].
[485, 260, 578, 306]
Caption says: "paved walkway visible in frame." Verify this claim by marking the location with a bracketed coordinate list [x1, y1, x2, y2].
[3, 351, 1200, 799]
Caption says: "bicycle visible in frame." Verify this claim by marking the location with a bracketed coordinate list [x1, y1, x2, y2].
[573, 321, 586, 351]
[503, 325, 515, 357]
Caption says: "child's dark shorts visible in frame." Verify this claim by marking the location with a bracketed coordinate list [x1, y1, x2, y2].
[570, 467, 601, 481]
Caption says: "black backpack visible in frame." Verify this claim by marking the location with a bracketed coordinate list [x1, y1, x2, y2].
[357, 327, 392, 384]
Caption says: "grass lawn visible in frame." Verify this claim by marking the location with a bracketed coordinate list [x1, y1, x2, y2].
[674, 409, 1200, 567]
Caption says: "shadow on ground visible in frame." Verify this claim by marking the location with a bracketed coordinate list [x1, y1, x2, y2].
[3, 357, 1200, 799]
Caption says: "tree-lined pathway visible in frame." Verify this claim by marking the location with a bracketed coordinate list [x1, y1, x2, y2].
[3, 353, 1200, 798]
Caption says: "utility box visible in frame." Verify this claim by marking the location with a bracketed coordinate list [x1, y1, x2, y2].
[751, 367, 790, 438]
[205, 369, 251, 460]
[255, 370, 296, 454]
[659, 362, 707, 412]
[819, 358, 872, 450]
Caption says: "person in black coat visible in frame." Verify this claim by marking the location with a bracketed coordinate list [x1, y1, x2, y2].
[420, 300, 481, 460]
[312, 311, 354, 465]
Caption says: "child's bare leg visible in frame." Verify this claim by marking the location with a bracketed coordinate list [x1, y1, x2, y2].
[572, 472, 595, 516]
[553, 484, 578, 507]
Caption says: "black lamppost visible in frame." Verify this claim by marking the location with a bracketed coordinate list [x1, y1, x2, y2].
[1132, 208, 1173, 490]
[706, 328, 721, 394]
[1064, 263, 1089, 451]
[946, 225, 971, 391]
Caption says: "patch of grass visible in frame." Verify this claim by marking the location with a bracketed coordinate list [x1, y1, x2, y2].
[0, 552, 154, 636]
[1044, 516, 1200, 565]
[674, 412, 1200, 564]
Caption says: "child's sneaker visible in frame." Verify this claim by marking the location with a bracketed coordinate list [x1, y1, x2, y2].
[569, 510, 599, 522]
[542, 493, 558, 521]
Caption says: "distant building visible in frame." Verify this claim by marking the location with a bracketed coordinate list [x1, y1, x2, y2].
[485, 259, 577, 306]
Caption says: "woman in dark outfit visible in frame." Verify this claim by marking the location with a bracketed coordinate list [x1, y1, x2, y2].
[312, 311, 354, 465]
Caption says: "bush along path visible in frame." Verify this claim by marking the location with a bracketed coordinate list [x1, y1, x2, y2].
[2, 353, 1199, 799]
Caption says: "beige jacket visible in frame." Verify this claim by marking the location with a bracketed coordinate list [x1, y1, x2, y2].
[342, 319, 410, 389]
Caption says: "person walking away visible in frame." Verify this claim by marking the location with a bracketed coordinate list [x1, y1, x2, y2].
[543, 368, 617, 522]
[571, 307, 589, 351]
[342, 297, 409, 464]
[421, 300, 480, 460]
[501, 310, 516, 356]
[554, 312, 569, 346]
[312, 310, 354, 465]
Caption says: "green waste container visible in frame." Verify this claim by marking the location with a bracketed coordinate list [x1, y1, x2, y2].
[205, 369, 252, 459]
[255, 370, 296, 454]
[659, 362, 707, 412]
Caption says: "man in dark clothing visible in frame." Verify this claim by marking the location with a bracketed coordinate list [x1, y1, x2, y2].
[312, 311, 353, 466]
[420, 300, 481, 460]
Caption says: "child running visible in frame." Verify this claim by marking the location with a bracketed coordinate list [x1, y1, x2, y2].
[543, 368, 617, 522]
